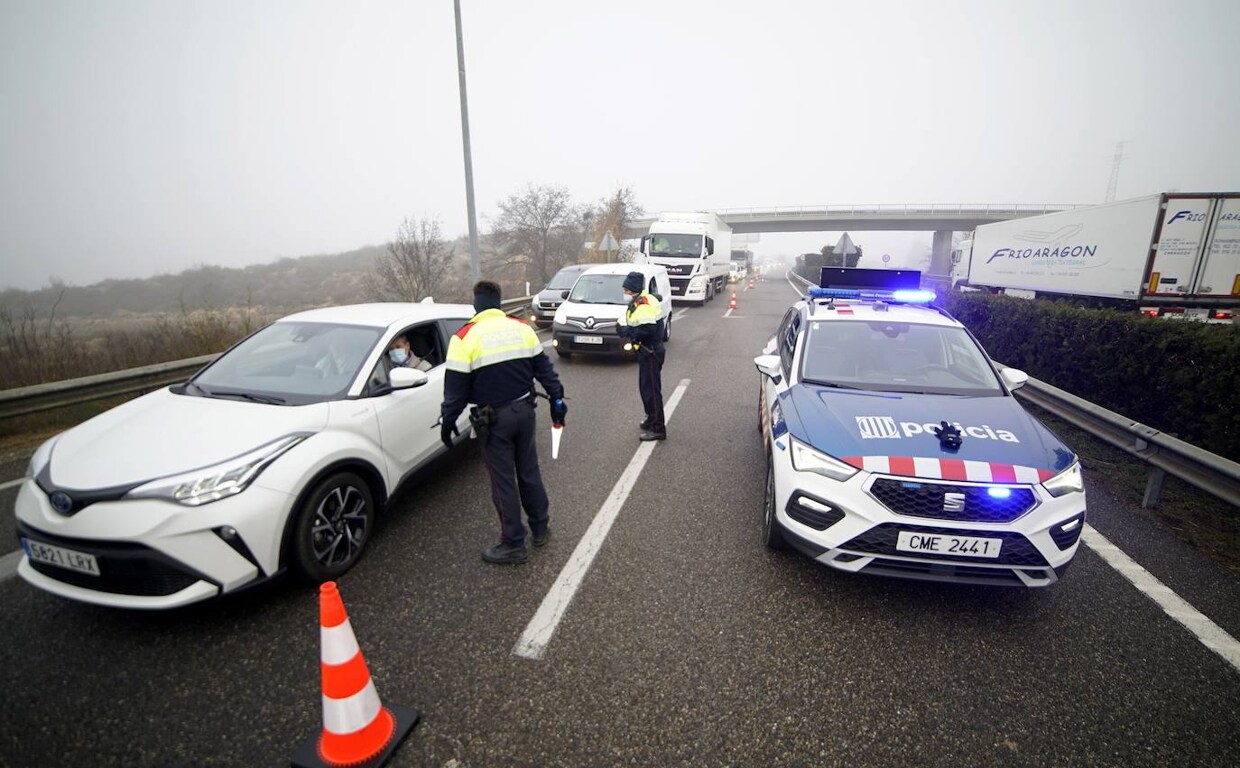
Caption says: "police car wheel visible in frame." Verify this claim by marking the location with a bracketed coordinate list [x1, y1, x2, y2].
[762, 451, 789, 550]
[290, 471, 375, 581]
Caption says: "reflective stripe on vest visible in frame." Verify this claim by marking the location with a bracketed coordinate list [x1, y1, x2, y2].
[627, 292, 662, 326]
[445, 308, 541, 373]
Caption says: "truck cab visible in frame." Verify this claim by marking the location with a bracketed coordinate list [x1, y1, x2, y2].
[639, 211, 732, 305]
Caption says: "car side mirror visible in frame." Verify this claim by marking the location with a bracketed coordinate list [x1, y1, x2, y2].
[754, 354, 782, 384]
[390, 367, 428, 390]
[561, 290, 570, 299]
[1000, 367, 1028, 391]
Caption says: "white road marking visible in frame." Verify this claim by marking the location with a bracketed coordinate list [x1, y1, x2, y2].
[0, 549, 22, 582]
[0, 478, 24, 492]
[1083, 525, 1240, 674]
[723, 308, 735, 318]
[673, 309, 688, 321]
[513, 379, 691, 660]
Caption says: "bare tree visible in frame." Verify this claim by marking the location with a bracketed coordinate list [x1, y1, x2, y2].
[589, 186, 643, 263]
[489, 184, 583, 286]
[364, 217, 456, 301]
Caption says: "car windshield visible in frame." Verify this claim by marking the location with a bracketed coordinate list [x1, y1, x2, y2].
[799, 318, 1005, 396]
[649, 234, 702, 257]
[568, 274, 629, 304]
[547, 267, 587, 290]
[190, 321, 383, 404]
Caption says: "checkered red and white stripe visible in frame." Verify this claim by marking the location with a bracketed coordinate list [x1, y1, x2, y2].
[842, 456, 1056, 484]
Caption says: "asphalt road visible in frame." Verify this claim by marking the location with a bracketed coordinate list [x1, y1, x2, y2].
[1, 277, 1238, 768]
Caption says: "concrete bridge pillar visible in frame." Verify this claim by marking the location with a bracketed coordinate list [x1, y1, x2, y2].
[929, 230, 954, 277]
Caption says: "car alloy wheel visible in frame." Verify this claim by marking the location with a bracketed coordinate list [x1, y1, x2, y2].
[291, 472, 375, 581]
[762, 451, 788, 550]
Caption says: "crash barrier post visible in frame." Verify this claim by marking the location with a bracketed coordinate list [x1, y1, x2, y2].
[0, 296, 533, 422]
[291, 581, 419, 768]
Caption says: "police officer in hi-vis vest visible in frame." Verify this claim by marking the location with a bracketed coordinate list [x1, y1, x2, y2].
[617, 271, 667, 441]
[441, 280, 567, 564]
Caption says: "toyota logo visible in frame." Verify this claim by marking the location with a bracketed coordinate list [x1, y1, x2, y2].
[584, 317, 596, 329]
[50, 491, 72, 515]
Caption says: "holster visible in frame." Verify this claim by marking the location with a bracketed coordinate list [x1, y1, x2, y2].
[469, 405, 497, 438]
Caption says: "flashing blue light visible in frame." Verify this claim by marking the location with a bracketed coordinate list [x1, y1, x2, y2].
[891, 289, 937, 304]
[808, 286, 860, 300]
[987, 487, 1012, 499]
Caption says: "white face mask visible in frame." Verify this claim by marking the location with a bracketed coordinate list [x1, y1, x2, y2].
[389, 348, 408, 365]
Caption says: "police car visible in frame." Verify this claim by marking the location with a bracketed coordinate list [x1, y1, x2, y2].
[755, 269, 1086, 587]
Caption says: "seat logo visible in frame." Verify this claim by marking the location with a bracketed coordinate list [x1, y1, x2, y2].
[50, 491, 73, 515]
[856, 416, 899, 439]
[943, 492, 966, 513]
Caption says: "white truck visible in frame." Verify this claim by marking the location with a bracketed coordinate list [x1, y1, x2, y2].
[950, 193, 1240, 321]
[638, 212, 733, 304]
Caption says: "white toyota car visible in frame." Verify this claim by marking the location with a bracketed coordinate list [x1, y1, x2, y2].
[756, 269, 1087, 587]
[16, 303, 478, 609]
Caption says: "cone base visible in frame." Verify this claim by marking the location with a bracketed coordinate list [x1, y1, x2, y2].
[291, 704, 420, 768]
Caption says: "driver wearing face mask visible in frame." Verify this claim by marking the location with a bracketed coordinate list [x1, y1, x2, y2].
[388, 335, 432, 372]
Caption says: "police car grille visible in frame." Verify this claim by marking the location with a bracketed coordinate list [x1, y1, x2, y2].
[861, 558, 1030, 587]
[841, 523, 1049, 566]
[869, 478, 1037, 523]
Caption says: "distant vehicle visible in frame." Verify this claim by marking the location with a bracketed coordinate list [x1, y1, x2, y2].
[16, 302, 479, 608]
[728, 263, 745, 283]
[950, 193, 1240, 322]
[530, 263, 594, 328]
[730, 247, 753, 281]
[755, 268, 1086, 587]
[638, 211, 732, 304]
[551, 263, 672, 357]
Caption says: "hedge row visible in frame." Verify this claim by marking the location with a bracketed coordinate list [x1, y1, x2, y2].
[941, 292, 1240, 462]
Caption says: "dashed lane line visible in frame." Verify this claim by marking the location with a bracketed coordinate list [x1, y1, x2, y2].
[0, 478, 24, 492]
[513, 378, 691, 660]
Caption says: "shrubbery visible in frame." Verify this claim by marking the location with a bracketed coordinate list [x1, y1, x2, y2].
[942, 291, 1240, 462]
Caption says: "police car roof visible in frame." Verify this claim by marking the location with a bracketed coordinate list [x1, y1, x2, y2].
[797, 298, 960, 327]
[278, 302, 475, 329]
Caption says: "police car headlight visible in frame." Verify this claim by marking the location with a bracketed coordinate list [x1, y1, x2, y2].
[790, 437, 858, 482]
[1042, 462, 1084, 497]
[126, 434, 309, 506]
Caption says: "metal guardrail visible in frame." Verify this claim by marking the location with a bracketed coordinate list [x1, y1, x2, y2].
[785, 269, 1239, 509]
[0, 296, 534, 422]
[714, 203, 1085, 218]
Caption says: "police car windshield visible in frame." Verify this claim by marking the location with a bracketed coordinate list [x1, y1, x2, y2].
[569, 275, 629, 304]
[800, 319, 1005, 396]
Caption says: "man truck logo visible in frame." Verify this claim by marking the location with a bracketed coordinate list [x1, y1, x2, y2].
[943, 492, 966, 513]
[856, 416, 900, 439]
[857, 417, 1021, 443]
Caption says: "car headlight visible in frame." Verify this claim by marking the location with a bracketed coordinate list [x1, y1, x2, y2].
[790, 437, 858, 482]
[1042, 462, 1084, 497]
[27, 436, 59, 477]
[126, 434, 310, 506]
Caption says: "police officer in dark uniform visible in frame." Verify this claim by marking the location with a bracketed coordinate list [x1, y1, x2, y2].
[616, 271, 667, 441]
[441, 280, 567, 564]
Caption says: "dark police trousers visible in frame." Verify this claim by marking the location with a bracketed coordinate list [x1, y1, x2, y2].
[481, 397, 549, 546]
[638, 346, 666, 434]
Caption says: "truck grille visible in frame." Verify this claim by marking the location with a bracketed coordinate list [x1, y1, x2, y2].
[869, 478, 1037, 523]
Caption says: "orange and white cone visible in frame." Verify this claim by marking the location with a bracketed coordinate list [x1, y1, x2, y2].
[292, 582, 419, 768]
[728, 291, 738, 310]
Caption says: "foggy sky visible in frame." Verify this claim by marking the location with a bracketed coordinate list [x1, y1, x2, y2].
[2, 0, 1237, 290]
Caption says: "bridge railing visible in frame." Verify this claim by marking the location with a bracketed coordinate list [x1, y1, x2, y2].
[713, 203, 1084, 218]
[784, 269, 1240, 509]
[0, 296, 534, 422]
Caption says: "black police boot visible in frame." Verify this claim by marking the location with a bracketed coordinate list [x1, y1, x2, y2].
[532, 527, 551, 548]
[482, 542, 529, 564]
[638, 430, 667, 442]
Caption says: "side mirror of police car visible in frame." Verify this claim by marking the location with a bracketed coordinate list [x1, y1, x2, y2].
[999, 367, 1028, 391]
[390, 367, 429, 390]
[753, 354, 782, 384]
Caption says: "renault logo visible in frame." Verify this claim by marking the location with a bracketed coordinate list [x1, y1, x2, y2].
[50, 491, 73, 515]
[943, 492, 966, 513]
[584, 317, 596, 329]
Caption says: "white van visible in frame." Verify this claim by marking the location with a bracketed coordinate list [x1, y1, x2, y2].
[550, 263, 673, 358]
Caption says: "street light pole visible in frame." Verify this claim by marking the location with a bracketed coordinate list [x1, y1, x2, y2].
[454, 0, 481, 282]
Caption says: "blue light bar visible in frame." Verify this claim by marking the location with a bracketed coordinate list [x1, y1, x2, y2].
[808, 287, 860, 300]
[891, 289, 937, 304]
[987, 487, 1012, 499]
[806, 286, 937, 305]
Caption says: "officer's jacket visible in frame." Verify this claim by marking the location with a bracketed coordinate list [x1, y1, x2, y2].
[441, 308, 563, 424]
[622, 291, 665, 349]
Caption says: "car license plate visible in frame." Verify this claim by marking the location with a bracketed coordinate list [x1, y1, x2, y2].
[574, 335, 603, 345]
[21, 538, 101, 576]
[896, 531, 1002, 559]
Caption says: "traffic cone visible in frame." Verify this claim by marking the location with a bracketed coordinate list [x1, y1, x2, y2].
[748, 278, 755, 290]
[292, 582, 420, 768]
[729, 291, 738, 310]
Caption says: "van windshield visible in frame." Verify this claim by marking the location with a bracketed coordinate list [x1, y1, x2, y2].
[569, 274, 629, 304]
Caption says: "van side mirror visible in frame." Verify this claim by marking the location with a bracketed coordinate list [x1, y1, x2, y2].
[754, 354, 782, 384]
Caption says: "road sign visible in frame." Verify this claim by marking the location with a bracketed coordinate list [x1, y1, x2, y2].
[882, 253, 891, 263]
[598, 232, 619, 252]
